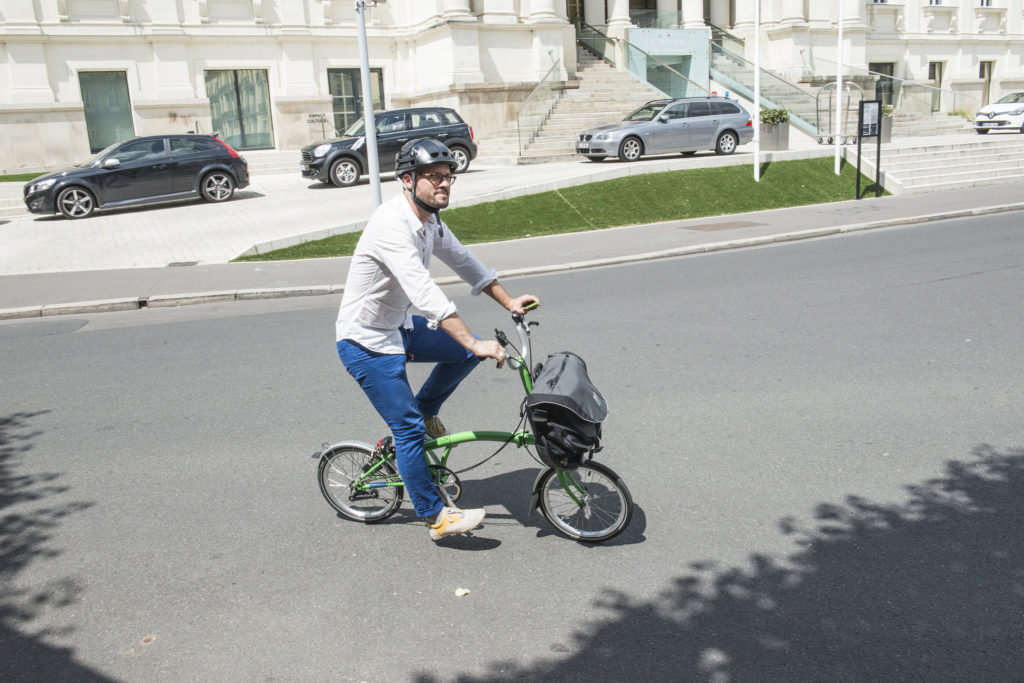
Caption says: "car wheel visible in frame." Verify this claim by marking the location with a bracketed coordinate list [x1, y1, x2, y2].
[618, 137, 643, 162]
[715, 131, 738, 155]
[448, 145, 471, 173]
[680, 151, 697, 157]
[330, 158, 361, 187]
[587, 156, 606, 162]
[976, 128, 989, 135]
[56, 186, 96, 219]
[200, 171, 236, 202]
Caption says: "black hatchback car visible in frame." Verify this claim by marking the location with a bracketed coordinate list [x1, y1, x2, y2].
[300, 107, 477, 187]
[24, 134, 250, 219]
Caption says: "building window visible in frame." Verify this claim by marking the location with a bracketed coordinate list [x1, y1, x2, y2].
[928, 0, 942, 5]
[79, 71, 135, 153]
[204, 69, 274, 150]
[871, 0, 888, 4]
[327, 68, 384, 135]
[978, 0, 992, 6]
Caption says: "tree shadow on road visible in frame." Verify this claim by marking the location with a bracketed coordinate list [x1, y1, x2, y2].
[0, 411, 111, 682]
[420, 443, 1024, 682]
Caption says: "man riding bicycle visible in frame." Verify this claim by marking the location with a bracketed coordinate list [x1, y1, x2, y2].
[335, 137, 539, 541]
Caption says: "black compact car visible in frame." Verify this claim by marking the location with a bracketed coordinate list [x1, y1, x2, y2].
[24, 134, 250, 219]
[300, 107, 477, 187]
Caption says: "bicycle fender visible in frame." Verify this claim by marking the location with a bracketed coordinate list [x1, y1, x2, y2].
[527, 467, 554, 516]
[315, 439, 375, 460]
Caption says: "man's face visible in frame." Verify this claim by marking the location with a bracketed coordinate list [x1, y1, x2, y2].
[405, 162, 453, 210]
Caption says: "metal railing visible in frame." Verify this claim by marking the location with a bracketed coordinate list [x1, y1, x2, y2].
[578, 22, 708, 98]
[516, 58, 563, 154]
[709, 43, 821, 136]
[805, 55, 982, 118]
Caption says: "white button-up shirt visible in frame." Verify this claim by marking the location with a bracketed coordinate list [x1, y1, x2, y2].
[335, 194, 497, 354]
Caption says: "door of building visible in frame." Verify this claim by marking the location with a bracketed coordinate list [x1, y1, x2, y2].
[979, 61, 993, 106]
[80, 71, 135, 153]
[327, 68, 384, 136]
[928, 61, 944, 112]
[868, 62, 895, 106]
[204, 69, 274, 150]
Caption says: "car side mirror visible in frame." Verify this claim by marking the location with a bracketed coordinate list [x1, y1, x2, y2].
[103, 158, 121, 169]
[658, 115, 670, 123]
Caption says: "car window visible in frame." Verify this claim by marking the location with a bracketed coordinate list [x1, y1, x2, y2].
[377, 113, 408, 134]
[625, 102, 670, 122]
[171, 138, 199, 154]
[659, 103, 686, 119]
[440, 110, 461, 124]
[996, 92, 1024, 104]
[411, 112, 443, 129]
[711, 102, 741, 115]
[113, 139, 160, 163]
[685, 101, 711, 118]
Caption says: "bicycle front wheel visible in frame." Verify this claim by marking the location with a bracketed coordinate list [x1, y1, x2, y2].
[318, 444, 403, 523]
[537, 461, 633, 542]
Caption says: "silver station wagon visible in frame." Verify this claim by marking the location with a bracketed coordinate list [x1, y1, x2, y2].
[576, 97, 754, 162]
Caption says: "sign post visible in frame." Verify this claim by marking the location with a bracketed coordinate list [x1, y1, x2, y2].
[856, 99, 882, 199]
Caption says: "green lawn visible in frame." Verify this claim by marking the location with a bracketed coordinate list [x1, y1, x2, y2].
[0, 172, 45, 183]
[235, 156, 883, 263]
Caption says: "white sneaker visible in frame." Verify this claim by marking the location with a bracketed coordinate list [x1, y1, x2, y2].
[427, 506, 485, 540]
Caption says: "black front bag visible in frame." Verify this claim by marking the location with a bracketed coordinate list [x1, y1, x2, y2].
[524, 352, 608, 470]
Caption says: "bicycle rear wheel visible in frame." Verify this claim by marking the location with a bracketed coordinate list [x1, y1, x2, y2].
[318, 443, 403, 523]
[537, 461, 633, 542]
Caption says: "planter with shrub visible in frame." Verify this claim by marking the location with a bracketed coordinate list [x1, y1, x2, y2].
[760, 107, 790, 151]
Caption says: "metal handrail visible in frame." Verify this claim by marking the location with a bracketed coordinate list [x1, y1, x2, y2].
[516, 58, 563, 154]
[806, 55, 982, 118]
[710, 43, 820, 135]
[578, 21, 708, 97]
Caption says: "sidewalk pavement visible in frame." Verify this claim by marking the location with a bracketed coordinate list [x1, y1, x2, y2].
[2, 136, 1022, 320]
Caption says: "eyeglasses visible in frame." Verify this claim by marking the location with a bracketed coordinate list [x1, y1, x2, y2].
[418, 171, 456, 186]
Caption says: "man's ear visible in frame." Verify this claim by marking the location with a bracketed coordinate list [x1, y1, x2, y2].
[400, 172, 413, 191]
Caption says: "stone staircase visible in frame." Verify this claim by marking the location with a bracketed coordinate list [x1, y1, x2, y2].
[475, 46, 665, 165]
[891, 111, 973, 137]
[855, 135, 1024, 194]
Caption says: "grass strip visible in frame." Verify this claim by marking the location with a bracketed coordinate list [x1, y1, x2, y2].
[235, 156, 883, 262]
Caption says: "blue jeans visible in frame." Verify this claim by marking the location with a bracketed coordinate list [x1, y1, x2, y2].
[336, 316, 480, 518]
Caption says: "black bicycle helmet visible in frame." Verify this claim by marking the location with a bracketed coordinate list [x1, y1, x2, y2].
[394, 138, 458, 177]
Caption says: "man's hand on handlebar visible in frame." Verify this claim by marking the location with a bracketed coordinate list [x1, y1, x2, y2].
[471, 338, 509, 369]
[506, 294, 540, 316]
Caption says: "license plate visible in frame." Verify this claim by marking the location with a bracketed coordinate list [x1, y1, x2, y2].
[578, 144, 589, 151]
[301, 163, 309, 171]
[979, 122, 997, 127]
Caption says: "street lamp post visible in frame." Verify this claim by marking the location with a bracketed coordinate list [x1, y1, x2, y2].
[355, 0, 382, 208]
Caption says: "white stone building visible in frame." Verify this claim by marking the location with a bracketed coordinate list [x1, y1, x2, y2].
[2, 0, 1022, 172]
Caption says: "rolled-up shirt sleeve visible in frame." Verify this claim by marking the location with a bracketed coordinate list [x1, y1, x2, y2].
[434, 220, 497, 295]
[373, 222, 456, 328]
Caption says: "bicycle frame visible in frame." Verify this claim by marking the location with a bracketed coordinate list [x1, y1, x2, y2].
[345, 307, 593, 508]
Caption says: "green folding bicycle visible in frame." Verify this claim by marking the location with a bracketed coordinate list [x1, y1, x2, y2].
[316, 306, 634, 543]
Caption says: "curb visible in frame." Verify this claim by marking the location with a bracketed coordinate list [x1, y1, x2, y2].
[3, 201, 1023, 321]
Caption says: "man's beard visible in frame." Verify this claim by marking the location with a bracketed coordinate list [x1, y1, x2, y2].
[415, 184, 449, 210]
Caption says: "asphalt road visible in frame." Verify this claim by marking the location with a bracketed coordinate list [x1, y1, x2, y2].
[2, 214, 1023, 681]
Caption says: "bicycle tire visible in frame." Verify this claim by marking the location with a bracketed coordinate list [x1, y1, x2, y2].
[318, 443, 403, 523]
[537, 461, 633, 542]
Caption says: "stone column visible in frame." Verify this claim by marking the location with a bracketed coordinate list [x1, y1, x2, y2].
[778, 0, 805, 24]
[481, 0, 518, 24]
[682, 0, 705, 28]
[733, 0, 755, 31]
[527, 0, 560, 23]
[442, 0, 474, 22]
[606, 0, 632, 31]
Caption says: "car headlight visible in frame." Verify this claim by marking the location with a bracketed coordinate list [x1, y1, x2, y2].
[313, 143, 333, 158]
[28, 178, 56, 194]
[1009, 108, 1024, 116]
[595, 133, 609, 140]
